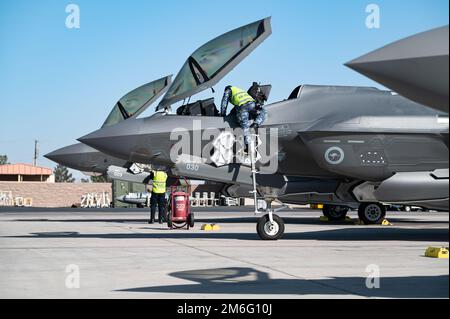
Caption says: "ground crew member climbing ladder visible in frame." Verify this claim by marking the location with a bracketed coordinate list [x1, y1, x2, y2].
[220, 85, 267, 153]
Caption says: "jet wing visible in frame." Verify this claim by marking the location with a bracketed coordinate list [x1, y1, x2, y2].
[102, 75, 172, 127]
[173, 161, 253, 185]
[172, 158, 290, 190]
[157, 17, 272, 110]
[346, 26, 449, 113]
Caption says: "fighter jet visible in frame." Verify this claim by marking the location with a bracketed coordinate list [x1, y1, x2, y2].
[346, 26, 449, 113]
[79, 18, 449, 240]
[45, 75, 172, 179]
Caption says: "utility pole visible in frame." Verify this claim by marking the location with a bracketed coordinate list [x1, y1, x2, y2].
[33, 140, 39, 166]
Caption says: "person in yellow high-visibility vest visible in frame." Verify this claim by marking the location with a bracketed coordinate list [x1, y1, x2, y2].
[220, 85, 267, 153]
[149, 169, 168, 224]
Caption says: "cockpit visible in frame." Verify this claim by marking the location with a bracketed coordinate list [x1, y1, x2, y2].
[172, 82, 272, 118]
[176, 98, 220, 117]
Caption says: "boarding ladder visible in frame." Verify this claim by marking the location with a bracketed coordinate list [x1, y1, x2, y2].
[249, 135, 259, 214]
[248, 134, 288, 222]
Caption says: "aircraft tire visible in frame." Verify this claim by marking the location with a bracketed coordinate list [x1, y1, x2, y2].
[256, 214, 285, 240]
[322, 205, 349, 221]
[358, 203, 386, 225]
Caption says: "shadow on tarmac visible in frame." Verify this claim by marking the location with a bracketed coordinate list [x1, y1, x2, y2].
[5, 227, 449, 242]
[116, 267, 449, 298]
[11, 216, 450, 226]
[0, 207, 254, 213]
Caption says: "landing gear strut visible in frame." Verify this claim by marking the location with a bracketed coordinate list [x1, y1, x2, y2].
[248, 136, 286, 240]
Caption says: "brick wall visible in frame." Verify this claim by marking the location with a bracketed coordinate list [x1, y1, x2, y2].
[0, 182, 112, 208]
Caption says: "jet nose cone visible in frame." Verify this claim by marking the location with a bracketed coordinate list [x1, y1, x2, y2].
[346, 26, 449, 69]
[44, 150, 62, 163]
[45, 143, 101, 171]
[45, 143, 83, 164]
[345, 26, 449, 113]
[78, 118, 145, 161]
[79, 113, 176, 165]
[78, 129, 110, 149]
[344, 49, 395, 76]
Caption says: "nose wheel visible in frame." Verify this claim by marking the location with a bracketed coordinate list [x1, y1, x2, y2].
[256, 214, 285, 240]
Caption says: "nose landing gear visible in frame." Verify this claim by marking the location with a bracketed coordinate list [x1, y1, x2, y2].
[255, 200, 287, 240]
[248, 136, 287, 240]
[257, 213, 285, 240]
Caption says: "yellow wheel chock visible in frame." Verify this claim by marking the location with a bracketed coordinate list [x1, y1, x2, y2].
[201, 224, 221, 231]
[381, 219, 393, 226]
[425, 247, 449, 259]
[353, 219, 392, 226]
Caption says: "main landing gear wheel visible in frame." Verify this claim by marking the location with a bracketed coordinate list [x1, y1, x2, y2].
[322, 205, 349, 221]
[256, 214, 285, 241]
[358, 203, 386, 225]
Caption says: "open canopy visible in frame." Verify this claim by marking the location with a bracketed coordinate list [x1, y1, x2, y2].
[102, 75, 172, 127]
[157, 17, 272, 111]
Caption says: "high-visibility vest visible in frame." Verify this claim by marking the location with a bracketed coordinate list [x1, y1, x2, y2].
[230, 86, 255, 107]
[152, 171, 168, 194]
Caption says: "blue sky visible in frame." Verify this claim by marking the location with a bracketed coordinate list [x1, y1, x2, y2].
[0, 0, 448, 180]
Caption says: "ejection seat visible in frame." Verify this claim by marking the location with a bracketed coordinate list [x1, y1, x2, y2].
[176, 98, 220, 117]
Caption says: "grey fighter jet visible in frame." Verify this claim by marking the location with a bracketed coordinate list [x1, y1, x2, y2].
[45, 75, 172, 178]
[346, 26, 449, 113]
[79, 18, 449, 240]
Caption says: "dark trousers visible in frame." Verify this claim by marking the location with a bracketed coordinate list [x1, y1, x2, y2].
[237, 102, 267, 145]
[150, 192, 166, 222]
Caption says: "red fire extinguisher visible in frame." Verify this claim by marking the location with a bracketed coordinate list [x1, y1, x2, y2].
[167, 179, 194, 230]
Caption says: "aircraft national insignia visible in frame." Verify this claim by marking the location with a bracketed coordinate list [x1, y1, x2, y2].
[325, 146, 345, 165]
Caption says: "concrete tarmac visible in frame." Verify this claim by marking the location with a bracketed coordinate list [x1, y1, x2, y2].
[0, 207, 448, 299]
